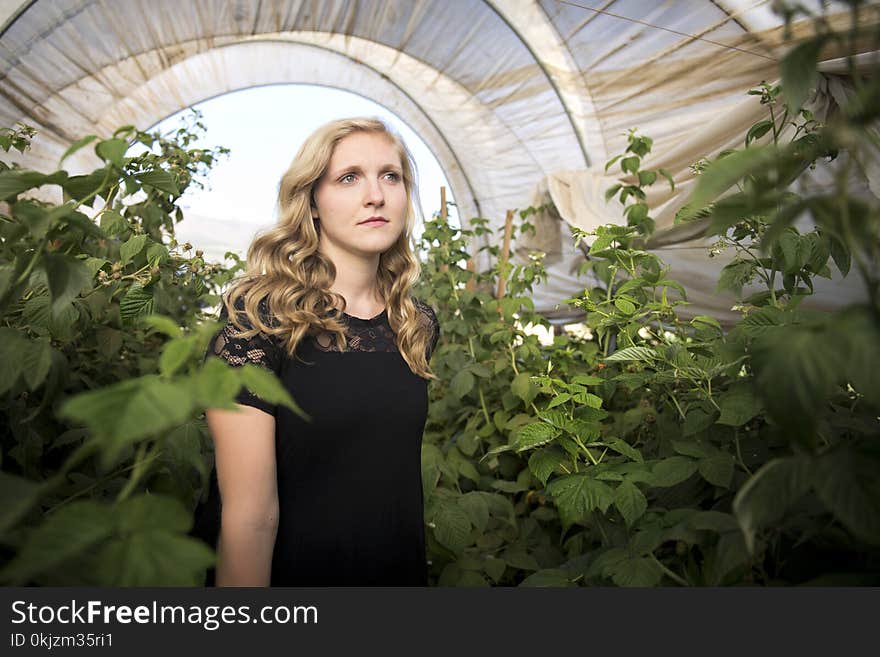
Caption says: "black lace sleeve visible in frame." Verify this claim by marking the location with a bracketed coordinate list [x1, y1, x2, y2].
[413, 297, 440, 361]
[206, 296, 283, 416]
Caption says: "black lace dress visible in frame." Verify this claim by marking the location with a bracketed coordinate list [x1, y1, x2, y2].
[191, 297, 440, 586]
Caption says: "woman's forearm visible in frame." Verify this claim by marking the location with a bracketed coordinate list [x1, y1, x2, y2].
[214, 506, 278, 587]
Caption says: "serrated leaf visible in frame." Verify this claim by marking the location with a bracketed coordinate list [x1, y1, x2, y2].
[450, 369, 475, 399]
[432, 500, 472, 554]
[119, 284, 154, 322]
[547, 474, 614, 527]
[604, 437, 643, 463]
[604, 346, 656, 362]
[140, 314, 182, 338]
[119, 234, 148, 265]
[510, 371, 537, 402]
[650, 456, 698, 487]
[458, 492, 490, 533]
[513, 421, 560, 452]
[95, 138, 128, 167]
[42, 253, 92, 317]
[681, 145, 776, 221]
[717, 384, 762, 426]
[614, 480, 647, 527]
[0, 471, 46, 534]
[732, 455, 814, 554]
[159, 336, 197, 377]
[812, 447, 880, 546]
[94, 531, 214, 586]
[239, 364, 308, 419]
[699, 453, 735, 488]
[528, 446, 567, 485]
[22, 338, 52, 390]
[137, 169, 180, 195]
[0, 501, 114, 584]
[59, 375, 194, 465]
[780, 36, 826, 113]
[59, 134, 98, 166]
[520, 568, 573, 587]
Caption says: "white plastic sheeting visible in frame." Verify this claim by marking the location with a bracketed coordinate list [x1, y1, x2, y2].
[1, 0, 876, 322]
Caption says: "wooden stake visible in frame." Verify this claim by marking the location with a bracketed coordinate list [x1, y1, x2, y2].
[496, 209, 514, 317]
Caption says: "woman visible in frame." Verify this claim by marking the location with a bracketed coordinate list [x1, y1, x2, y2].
[192, 117, 441, 586]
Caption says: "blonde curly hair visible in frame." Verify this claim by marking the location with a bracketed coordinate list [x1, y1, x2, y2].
[222, 117, 436, 380]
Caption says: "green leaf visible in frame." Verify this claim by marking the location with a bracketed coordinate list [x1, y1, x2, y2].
[607, 554, 663, 587]
[717, 384, 763, 426]
[59, 375, 195, 465]
[812, 447, 880, 546]
[691, 315, 722, 332]
[99, 209, 127, 236]
[681, 145, 776, 221]
[614, 480, 647, 526]
[572, 391, 603, 409]
[94, 531, 214, 586]
[650, 456, 698, 487]
[699, 453, 735, 488]
[829, 235, 851, 277]
[159, 336, 197, 377]
[458, 492, 490, 533]
[119, 234, 148, 265]
[683, 405, 717, 436]
[0, 501, 114, 584]
[604, 437, 643, 463]
[621, 156, 640, 174]
[59, 134, 98, 166]
[732, 455, 814, 554]
[546, 392, 571, 409]
[638, 170, 657, 186]
[745, 120, 774, 147]
[658, 168, 675, 191]
[239, 364, 308, 419]
[572, 374, 602, 386]
[117, 493, 193, 534]
[520, 569, 573, 587]
[450, 369, 475, 399]
[137, 170, 180, 196]
[604, 184, 622, 202]
[780, 36, 826, 113]
[95, 138, 128, 167]
[752, 325, 837, 435]
[119, 284, 154, 322]
[717, 259, 757, 296]
[510, 371, 537, 403]
[528, 446, 567, 485]
[21, 338, 52, 390]
[140, 314, 182, 338]
[513, 421, 560, 452]
[432, 500, 472, 554]
[614, 297, 636, 315]
[547, 474, 614, 527]
[604, 346, 656, 362]
[0, 471, 46, 535]
[42, 253, 92, 317]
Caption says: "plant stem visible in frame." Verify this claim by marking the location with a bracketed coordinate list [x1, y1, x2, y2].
[651, 555, 689, 586]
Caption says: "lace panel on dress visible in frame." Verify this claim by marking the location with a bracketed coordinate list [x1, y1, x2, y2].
[207, 298, 281, 415]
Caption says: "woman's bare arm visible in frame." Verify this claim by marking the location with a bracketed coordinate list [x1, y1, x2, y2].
[206, 405, 278, 587]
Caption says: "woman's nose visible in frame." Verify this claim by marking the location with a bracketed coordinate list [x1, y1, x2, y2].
[364, 179, 385, 206]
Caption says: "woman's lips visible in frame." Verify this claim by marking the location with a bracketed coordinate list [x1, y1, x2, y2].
[359, 217, 388, 226]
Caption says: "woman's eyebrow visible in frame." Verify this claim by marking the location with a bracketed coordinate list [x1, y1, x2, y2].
[330, 163, 402, 178]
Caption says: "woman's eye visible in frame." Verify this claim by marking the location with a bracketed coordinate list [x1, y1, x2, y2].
[339, 173, 356, 184]
[384, 172, 400, 182]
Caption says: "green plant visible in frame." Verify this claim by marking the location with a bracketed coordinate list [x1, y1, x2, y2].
[0, 114, 302, 585]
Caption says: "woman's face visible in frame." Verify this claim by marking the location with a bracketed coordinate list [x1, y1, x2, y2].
[312, 131, 408, 259]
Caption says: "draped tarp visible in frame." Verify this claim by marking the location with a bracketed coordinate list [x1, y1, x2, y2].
[1, 0, 876, 321]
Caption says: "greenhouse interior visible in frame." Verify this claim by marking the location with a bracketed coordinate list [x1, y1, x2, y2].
[0, 0, 878, 590]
